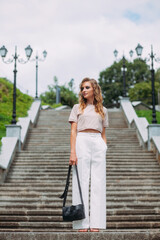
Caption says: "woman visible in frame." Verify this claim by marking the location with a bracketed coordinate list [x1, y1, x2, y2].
[68, 78, 109, 232]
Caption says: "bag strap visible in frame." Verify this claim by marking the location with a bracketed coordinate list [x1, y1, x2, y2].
[75, 165, 84, 206]
[59, 165, 72, 207]
[59, 165, 84, 207]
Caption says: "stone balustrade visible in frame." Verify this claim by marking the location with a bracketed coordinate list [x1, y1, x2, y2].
[120, 98, 160, 162]
[0, 99, 41, 183]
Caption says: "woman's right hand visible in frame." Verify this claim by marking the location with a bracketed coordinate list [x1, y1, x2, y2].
[69, 152, 77, 165]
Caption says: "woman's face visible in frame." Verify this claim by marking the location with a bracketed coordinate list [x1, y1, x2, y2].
[81, 81, 94, 100]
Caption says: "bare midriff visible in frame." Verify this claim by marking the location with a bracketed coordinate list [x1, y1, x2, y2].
[78, 129, 101, 133]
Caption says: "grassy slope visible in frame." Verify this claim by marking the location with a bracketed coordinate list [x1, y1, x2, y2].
[136, 109, 160, 124]
[0, 78, 33, 143]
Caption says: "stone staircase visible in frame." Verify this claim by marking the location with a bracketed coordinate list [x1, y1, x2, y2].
[0, 108, 160, 239]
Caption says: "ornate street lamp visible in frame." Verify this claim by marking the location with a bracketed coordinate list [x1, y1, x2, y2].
[113, 49, 118, 60]
[113, 49, 133, 97]
[129, 50, 134, 58]
[135, 43, 160, 124]
[0, 45, 33, 124]
[30, 50, 47, 99]
[135, 43, 143, 57]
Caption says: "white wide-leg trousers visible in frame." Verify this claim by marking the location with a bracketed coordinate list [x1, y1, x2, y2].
[72, 132, 107, 229]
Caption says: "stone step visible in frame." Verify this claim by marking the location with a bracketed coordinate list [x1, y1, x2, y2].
[9, 166, 158, 171]
[0, 220, 159, 230]
[26, 132, 137, 136]
[2, 183, 160, 189]
[0, 229, 158, 234]
[25, 141, 138, 144]
[23, 147, 140, 150]
[0, 201, 158, 212]
[7, 165, 160, 171]
[25, 157, 158, 161]
[5, 181, 160, 187]
[9, 170, 159, 175]
[2, 187, 160, 194]
[23, 145, 141, 149]
[10, 163, 158, 168]
[0, 215, 160, 224]
[25, 142, 139, 145]
[6, 164, 160, 169]
[2, 175, 160, 183]
[12, 156, 156, 160]
[1, 187, 160, 194]
[6, 179, 160, 185]
[0, 221, 158, 232]
[27, 134, 135, 138]
[10, 162, 157, 167]
[2, 181, 160, 188]
[0, 208, 160, 215]
[1, 232, 159, 240]
[13, 157, 157, 160]
[10, 159, 158, 164]
[6, 171, 160, 177]
[27, 130, 135, 133]
[15, 151, 155, 155]
[2, 196, 160, 205]
[27, 133, 137, 136]
[1, 196, 160, 203]
[14, 158, 155, 162]
[28, 126, 134, 130]
[9, 163, 156, 167]
[5, 176, 160, 182]
[24, 134, 139, 138]
[27, 129, 136, 132]
[7, 170, 160, 176]
[6, 172, 160, 179]
[10, 159, 157, 164]
[27, 134, 134, 137]
[1, 191, 160, 197]
[6, 170, 160, 175]
[23, 146, 140, 150]
[25, 139, 138, 142]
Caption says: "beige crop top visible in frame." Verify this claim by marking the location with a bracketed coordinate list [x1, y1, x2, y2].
[68, 103, 109, 133]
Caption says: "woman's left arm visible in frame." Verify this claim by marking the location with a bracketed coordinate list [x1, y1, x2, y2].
[101, 127, 107, 144]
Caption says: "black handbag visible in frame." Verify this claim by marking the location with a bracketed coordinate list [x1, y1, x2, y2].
[59, 164, 85, 222]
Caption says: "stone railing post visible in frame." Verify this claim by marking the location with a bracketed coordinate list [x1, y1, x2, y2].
[147, 124, 160, 151]
[5, 125, 21, 151]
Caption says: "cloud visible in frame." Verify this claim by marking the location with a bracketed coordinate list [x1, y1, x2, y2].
[0, 0, 160, 96]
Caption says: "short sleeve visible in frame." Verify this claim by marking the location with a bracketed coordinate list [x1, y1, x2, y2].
[68, 104, 78, 123]
[102, 107, 109, 128]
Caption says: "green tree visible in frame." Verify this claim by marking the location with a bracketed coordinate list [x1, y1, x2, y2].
[40, 84, 56, 105]
[129, 81, 160, 105]
[60, 85, 78, 107]
[155, 68, 160, 83]
[98, 58, 151, 106]
[40, 76, 78, 107]
[40, 76, 59, 105]
[0, 78, 33, 143]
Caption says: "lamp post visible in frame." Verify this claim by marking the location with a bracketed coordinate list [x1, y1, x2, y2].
[30, 50, 47, 99]
[135, 43, 160, 124]
[113, 49, 133, 97]
[0, 45, 33, 124]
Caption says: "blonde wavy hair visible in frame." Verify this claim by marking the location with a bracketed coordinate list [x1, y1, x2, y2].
[78, 78, 105, 119]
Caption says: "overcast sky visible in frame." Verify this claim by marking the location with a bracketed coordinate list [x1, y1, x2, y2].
[0, 0, 160, 97]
